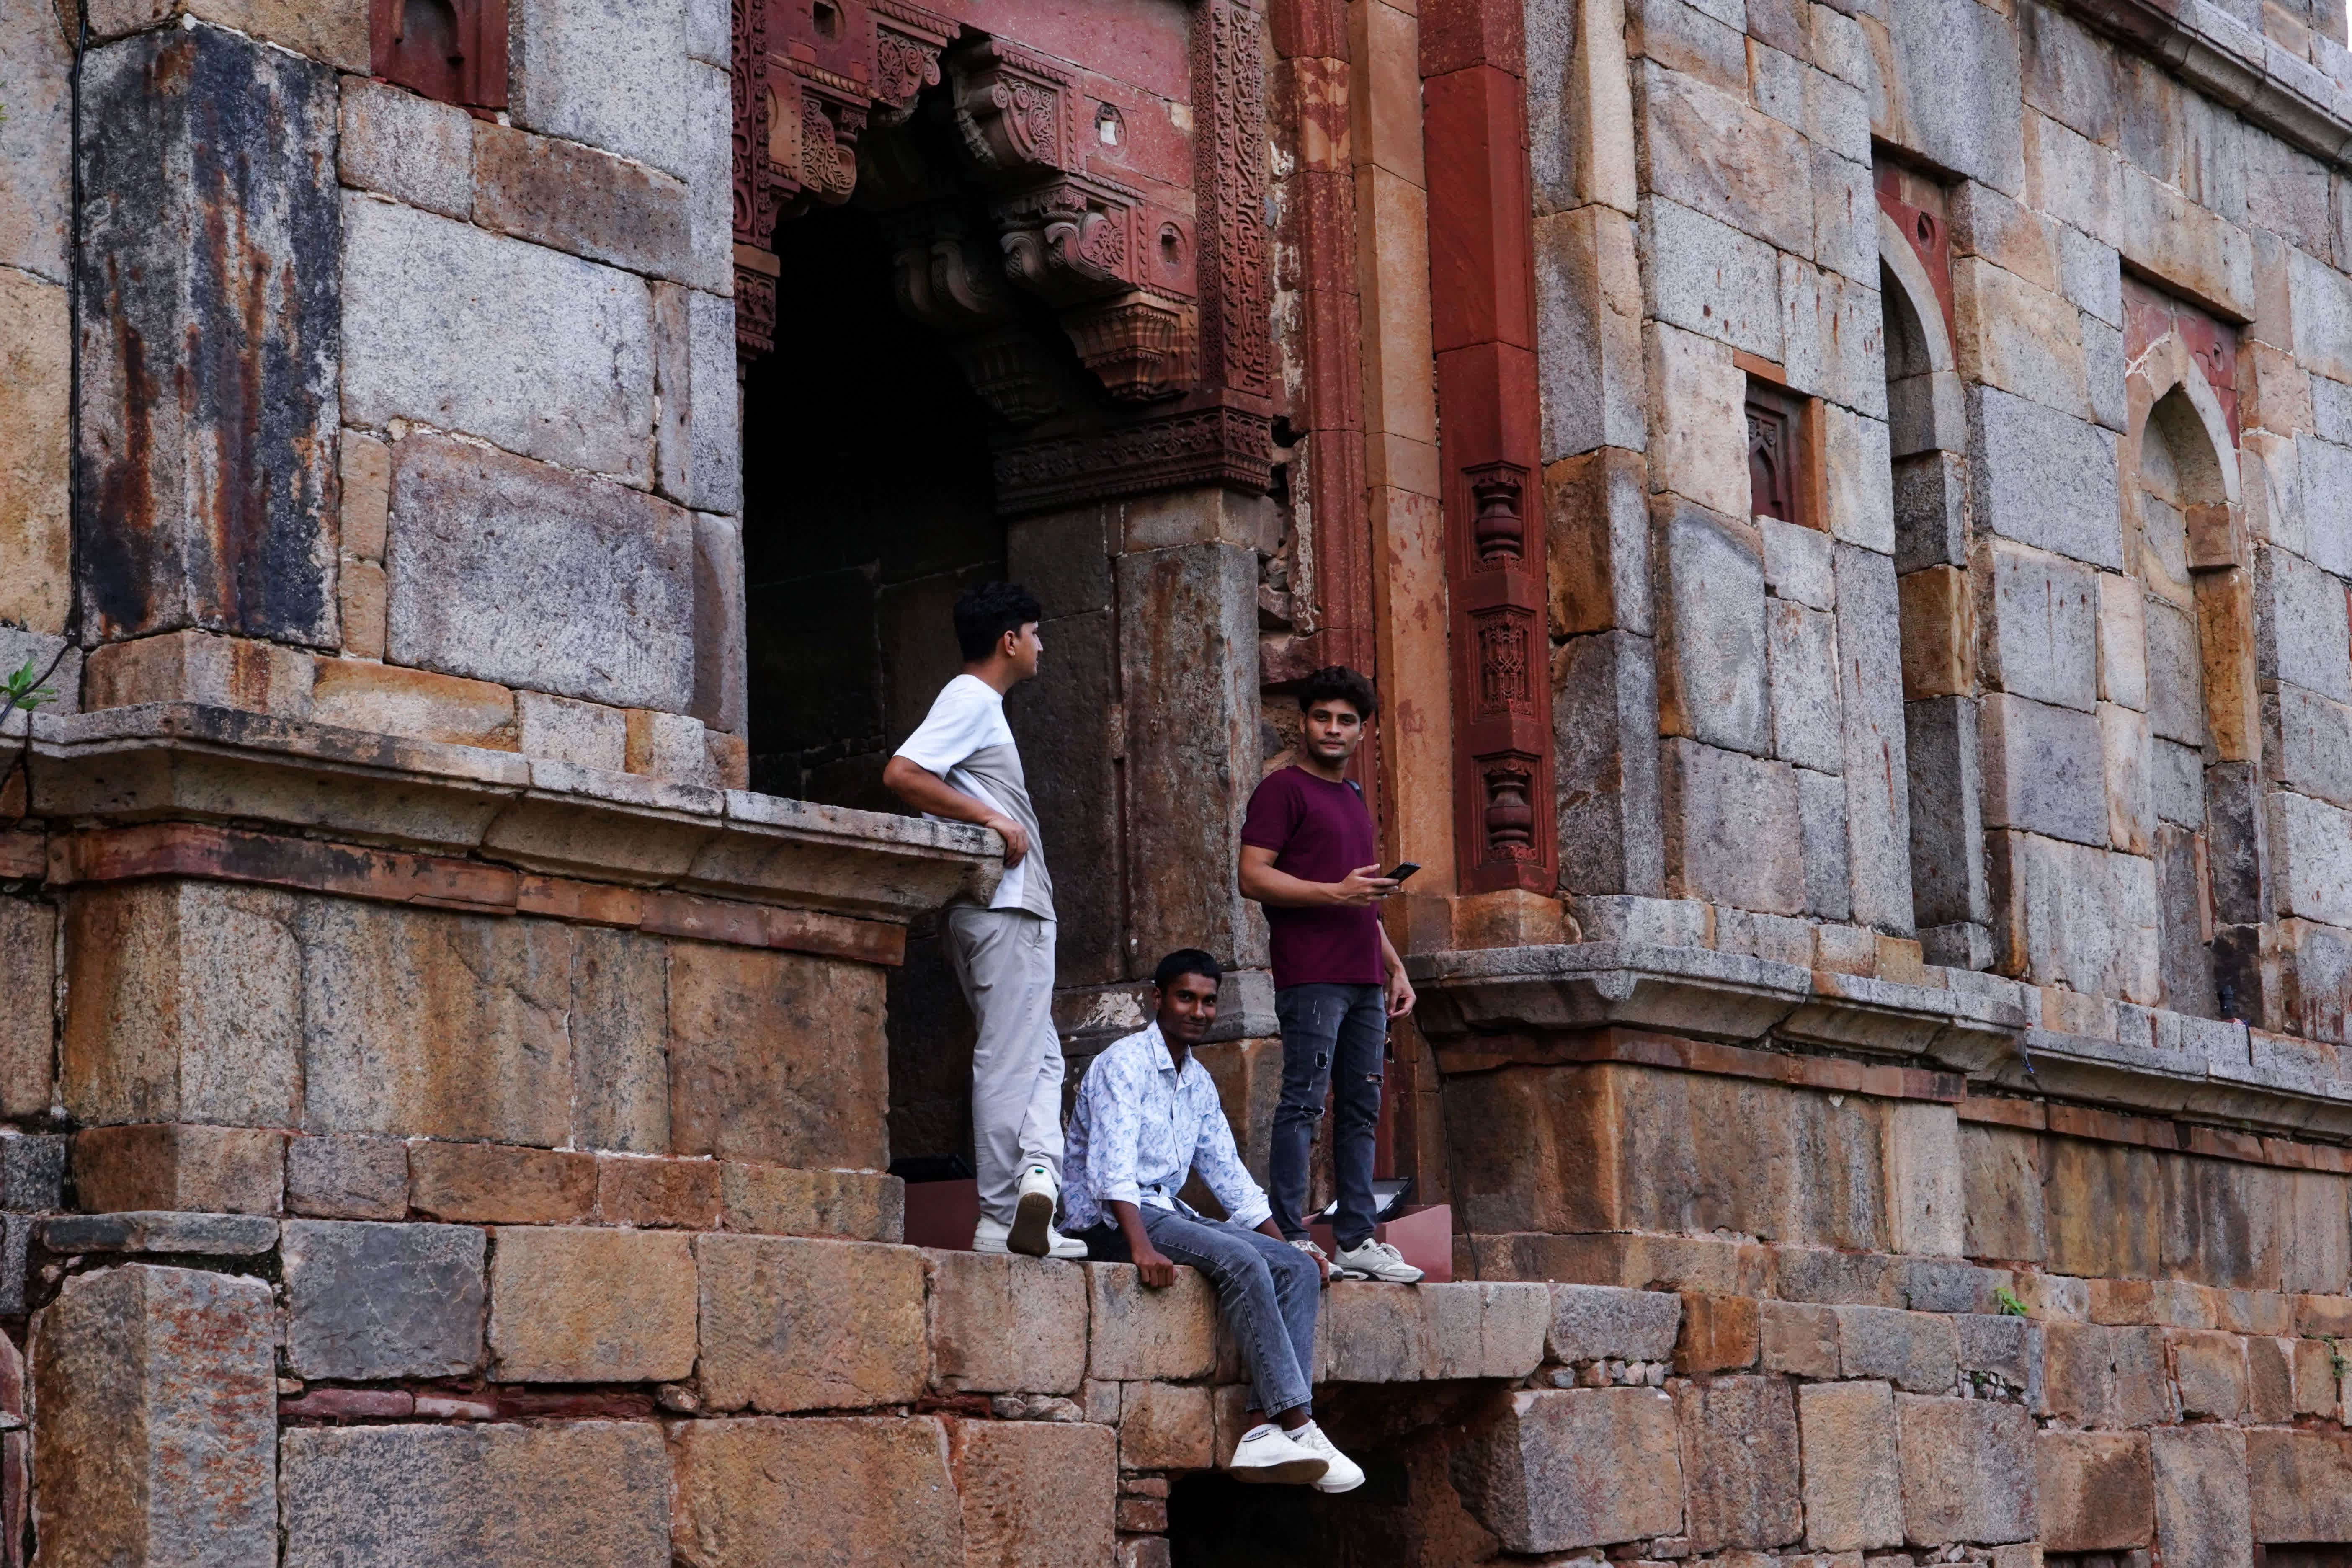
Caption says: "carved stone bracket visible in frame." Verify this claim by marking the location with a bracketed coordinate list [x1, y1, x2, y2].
[733, 0, 1279, 508]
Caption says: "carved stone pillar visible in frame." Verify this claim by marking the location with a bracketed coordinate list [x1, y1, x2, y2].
[1422, 6, 1557, 897]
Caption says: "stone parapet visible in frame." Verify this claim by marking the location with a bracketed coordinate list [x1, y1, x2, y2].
[1411, 936, 2352, 1136]
[21, 704, 997, 918]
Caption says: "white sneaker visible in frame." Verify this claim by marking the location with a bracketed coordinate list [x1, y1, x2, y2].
[972, 1215, 1088, 1260]
[1226, 1422, 1329, 1485]
[1008, 1163, 1058, 1258]
[1331, 1238, 1424, 1284]
[1291, 1421, 1365, 1493]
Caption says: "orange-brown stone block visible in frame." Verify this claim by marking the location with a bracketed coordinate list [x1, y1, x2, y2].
[410, 1142, 596, 1225]
[696, 1234, 927, 1413]
[949, 1420, 1117, 1568]
[672, 1417, 962, 1567]
[489, 1226, 697, 1383]
[668, 942, 887, 1170]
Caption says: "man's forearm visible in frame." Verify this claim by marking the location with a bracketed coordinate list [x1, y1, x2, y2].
[881, 757, 991, 825]
[1239, 861, 1333, 908]
[1109, 1199, 1154, 1254]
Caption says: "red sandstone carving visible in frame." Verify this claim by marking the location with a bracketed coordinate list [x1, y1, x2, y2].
[732, 0, 1276, 510]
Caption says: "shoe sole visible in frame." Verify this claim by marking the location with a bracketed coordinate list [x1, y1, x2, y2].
[1230, 1459, 1330, 1485]
[1313, 1474, 1367, 1493]
[1007, 1188, 1055, 1258]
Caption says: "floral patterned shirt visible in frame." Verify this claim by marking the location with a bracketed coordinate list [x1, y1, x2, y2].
[1062, 1021, 1271, 1233]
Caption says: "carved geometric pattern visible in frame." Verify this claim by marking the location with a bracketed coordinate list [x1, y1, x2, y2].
[1473, 610, 1533, 719]
[994, 407, 1274, 515]
[1191, 0, 1272, 400]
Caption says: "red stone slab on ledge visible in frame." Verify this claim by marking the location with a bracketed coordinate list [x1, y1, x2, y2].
[904, 1178, 983, 1252]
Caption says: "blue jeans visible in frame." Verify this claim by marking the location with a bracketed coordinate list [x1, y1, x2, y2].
[1269, 982, 1386, 1250]
[1139, 1206, 1318, 1419]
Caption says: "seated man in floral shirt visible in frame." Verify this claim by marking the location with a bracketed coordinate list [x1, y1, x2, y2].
[1063, 949, 1364, 1492]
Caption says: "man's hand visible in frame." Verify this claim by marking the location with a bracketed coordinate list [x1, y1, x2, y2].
[1132, 1243, 1179, 1289]
[1326, 864, 1398, 908]
[1256, 1220, 1329, 1283]
[983, 811, 1029, 867]
[1384, 966, 1416, 1018]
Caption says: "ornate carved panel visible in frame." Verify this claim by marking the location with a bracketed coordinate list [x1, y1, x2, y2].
[732, 0, 1276, 508]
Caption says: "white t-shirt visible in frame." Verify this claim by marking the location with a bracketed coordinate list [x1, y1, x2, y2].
[895, 674, 1031, 911]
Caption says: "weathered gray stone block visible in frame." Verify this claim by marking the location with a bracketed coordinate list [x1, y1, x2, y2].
[34, 1265, 277, 1567]
[1893, 452, 1969, 574]
[1800, 1380, 1903, 1549]
[1637, 62, 1813, 257]
[510, 0, 694, 176]
[2257, 544, 2352, 706]
[570, 926, 671, 1153]
[1677, 1374, 1803, 1550]
[1835, 1305, 1958, 1392]
[1547, 1284, 1682, 1362]
[1982, 692, 2110, 847]
[1557, 631, 1667, 897]
[0, 0, 70, 283]
[1969, 386, 2121, 568]
[1769, 600, 1843, 773]
[1800, 765, 1852, 920]
[2151, 736, 2205, 828]
[1118, 539, 1264, 968]
[282, 1421, 669, 1566]
[1907, 695, 1988, 927]
[342, 195, 654, 481]
[2144, 596, 2207, 746]
[656, 286, 743, 516]
[2269, 790, 2352, 928]
[2084, 315, 2127, 432]
[2290, 243, 2352, 387]
[283, 1219, 485, 1380]
[2267, 685, 2352, 810]
[1988, 829, 2160, 1002]
[2058, 225, 2122, 327]
[2152, 1424, 2252, 1568]
[1835, 543, 1916, 934]
[1661, 738, 1803, 915]
[39, 1211, 279, 1255]
[1762, 516, 1835, 609]
[339, 75, 472, 221]
[1985, 539, 2098, 711]
[1640, 196, 1782, 359]
[1460, 1387, 1684, 1553]
[385, 434, 697, 712]
[78, 23, 340, 645]
[1896, 1393, 2036, 1544]
[1534, 205, 1649, 461]
[1884, 0, 2024, 193]
[2297, 434, 2352, 580]
[1, 1133, 64, 1212]
[285, 1134, 410, 1220]
[1955, 1312, 2042, 1394]
[1660, 500, 1769, 755]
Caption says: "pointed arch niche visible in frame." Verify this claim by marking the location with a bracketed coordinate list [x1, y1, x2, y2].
[2119, 281, 2260, 1018]
[1877, 170, 1988, 967]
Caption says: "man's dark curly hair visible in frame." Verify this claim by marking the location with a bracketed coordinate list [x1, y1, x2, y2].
[1296, 665, 1378, 722]
[954, 581, 1044, 663]
[1153, 948, 1223, 991]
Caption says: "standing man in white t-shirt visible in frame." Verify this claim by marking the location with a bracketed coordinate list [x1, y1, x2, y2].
[882, 582, 1085, 1259]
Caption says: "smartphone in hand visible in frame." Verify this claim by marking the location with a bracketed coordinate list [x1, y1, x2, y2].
[1383, 862, 1421, 885]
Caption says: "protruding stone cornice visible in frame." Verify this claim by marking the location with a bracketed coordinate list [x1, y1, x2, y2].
[18, 704, 1000, 922]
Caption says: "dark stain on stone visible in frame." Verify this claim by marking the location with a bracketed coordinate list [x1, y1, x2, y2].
[76, 23, 340, 644]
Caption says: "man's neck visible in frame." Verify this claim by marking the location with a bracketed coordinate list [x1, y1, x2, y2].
[1296, 753, 1349, 784]
[963, 661, 1020, 696]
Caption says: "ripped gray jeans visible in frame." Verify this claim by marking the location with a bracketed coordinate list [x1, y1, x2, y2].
[1268, 981, 1386, 1250]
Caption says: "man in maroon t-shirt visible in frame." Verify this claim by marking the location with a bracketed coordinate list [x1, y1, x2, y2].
[1238, 666, 1423, 1284]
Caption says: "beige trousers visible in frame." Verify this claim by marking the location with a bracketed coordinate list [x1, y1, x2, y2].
[942, 904, 1066, 1225]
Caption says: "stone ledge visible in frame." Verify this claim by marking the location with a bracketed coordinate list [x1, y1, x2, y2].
[1410, 941, 2352, 1137]
[24, 704, 998, 918]
[2063, 0, 2352, 166]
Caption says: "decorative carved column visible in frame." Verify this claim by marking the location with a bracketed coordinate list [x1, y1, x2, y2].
[1421, 0, 1555, 897]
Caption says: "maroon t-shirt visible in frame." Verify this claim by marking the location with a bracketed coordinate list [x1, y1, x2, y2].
[1240, 765, 1385, 987]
